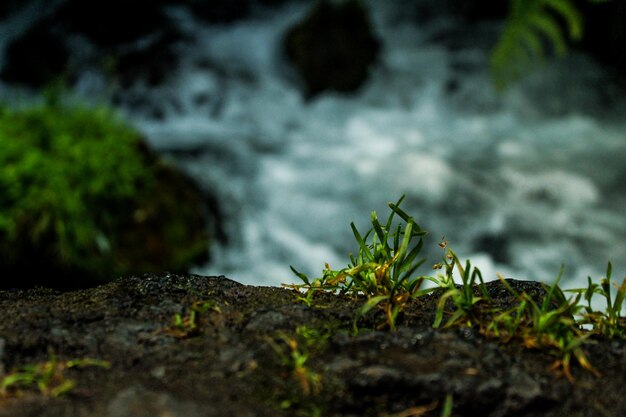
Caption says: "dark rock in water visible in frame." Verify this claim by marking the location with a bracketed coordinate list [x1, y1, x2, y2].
[57, 0, 183, 88]
[110, 28, 188, 88]
[577, 0, 626, 75]
[0, 273, 623, 417]
[187, 0, 251, 23]
[473, 233, 510, 264]
[284, 0, 380, 98]
[0, 0, 23, 19]
[184, 0, 294, 23]
[445, 0, 508, 22]
[256, 0, 293, 5]
[412, 0, 507, 25]
[54, 0, 170, 48]
[0, 0, 187, 89]
[0, 20, 70, 88]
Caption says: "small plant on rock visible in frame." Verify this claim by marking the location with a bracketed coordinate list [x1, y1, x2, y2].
[288, 196, 623, 382]
[431, 241, 490, 329]
[0, 355, 110, 398]
[164, 300, 221, 338]
[486, 270, 599, 382]
[266, 325, 329, 412]
[567, 262, 626, 339]
[289, 196, 433, 330]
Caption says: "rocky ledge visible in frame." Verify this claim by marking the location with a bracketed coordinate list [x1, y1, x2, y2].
[0, 273, 624, 417]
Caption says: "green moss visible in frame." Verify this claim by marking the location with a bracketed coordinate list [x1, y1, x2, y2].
[0, 101, 210, 288]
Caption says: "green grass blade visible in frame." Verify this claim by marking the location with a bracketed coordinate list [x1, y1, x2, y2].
[395, 220, 413, 266]
[388, 202, 412, 223]
[358, 295, 388, 317]
[350, 222, 375, 262]
[398, 237, 424, 273]
[290, 266, 310, 285]
[371, 211, 387, 249]
[611, 278, 626, 318]
[440, 393, 453, 417]
[543, 265, 565, 312]
[399, 259, 426, 285]
[385, 196, 404, 232]
[393, 223, 401, 255]
[433, 290, 458, 328]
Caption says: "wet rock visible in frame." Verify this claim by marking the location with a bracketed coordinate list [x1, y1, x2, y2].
[473, 233, 510, 264]
[577, 0, 626, 75]
[0, 0, 22, 19]
[0, 0, 188, 89]
[107, 385, 203, 417]
[55, 0, 187, 88]
[0, 20, 70, 88]
[109, 28, 187, 88]
[187, 0, 251, 23]
[445, 0, 508, 22]
[411, 0, 507, 25]
[284, 0, 380, 97]
[54, 0, 170, 48]
[0, 274, 623, 417]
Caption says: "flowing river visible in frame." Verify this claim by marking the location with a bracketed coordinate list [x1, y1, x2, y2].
[2, 1, 626, 289]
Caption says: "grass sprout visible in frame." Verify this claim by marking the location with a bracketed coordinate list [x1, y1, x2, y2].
[288, 196, 433, 330]
[267, 325, 328, 397]
[164, 300, 221, 338]
[1, 355, 110, 398]
[440, 393, 454, 417]
[566, 262, 626, 339]
[431, 243, 489, 329]
[485, 270, 599, 382]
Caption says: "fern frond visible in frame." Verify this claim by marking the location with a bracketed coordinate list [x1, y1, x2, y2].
[543, 0, 583, 39]
[490, 0, 583, 90]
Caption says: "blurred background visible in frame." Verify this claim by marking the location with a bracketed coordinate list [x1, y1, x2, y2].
[0, 0, 624, 290]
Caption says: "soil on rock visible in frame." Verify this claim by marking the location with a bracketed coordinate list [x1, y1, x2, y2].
[0, 273, 624, 417]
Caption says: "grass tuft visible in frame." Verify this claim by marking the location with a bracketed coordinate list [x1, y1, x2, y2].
[287, 196, 432, 330]
[287, 196, 625, 382]
[0, 354, 110, 398]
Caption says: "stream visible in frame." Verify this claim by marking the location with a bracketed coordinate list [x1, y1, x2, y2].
[2, 0, 625, 289]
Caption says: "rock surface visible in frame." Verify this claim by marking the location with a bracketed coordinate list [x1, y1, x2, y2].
[0, 273, 623, 416]
[577, 0, 626, 75]
[0, 0, 295, 90]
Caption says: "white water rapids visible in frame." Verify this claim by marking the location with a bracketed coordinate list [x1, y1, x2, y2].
[2, 1, 625, 291]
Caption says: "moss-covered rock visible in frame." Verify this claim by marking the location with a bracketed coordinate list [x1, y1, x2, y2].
[0, 102, 210, 289]
[0, 20, 70, 89]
